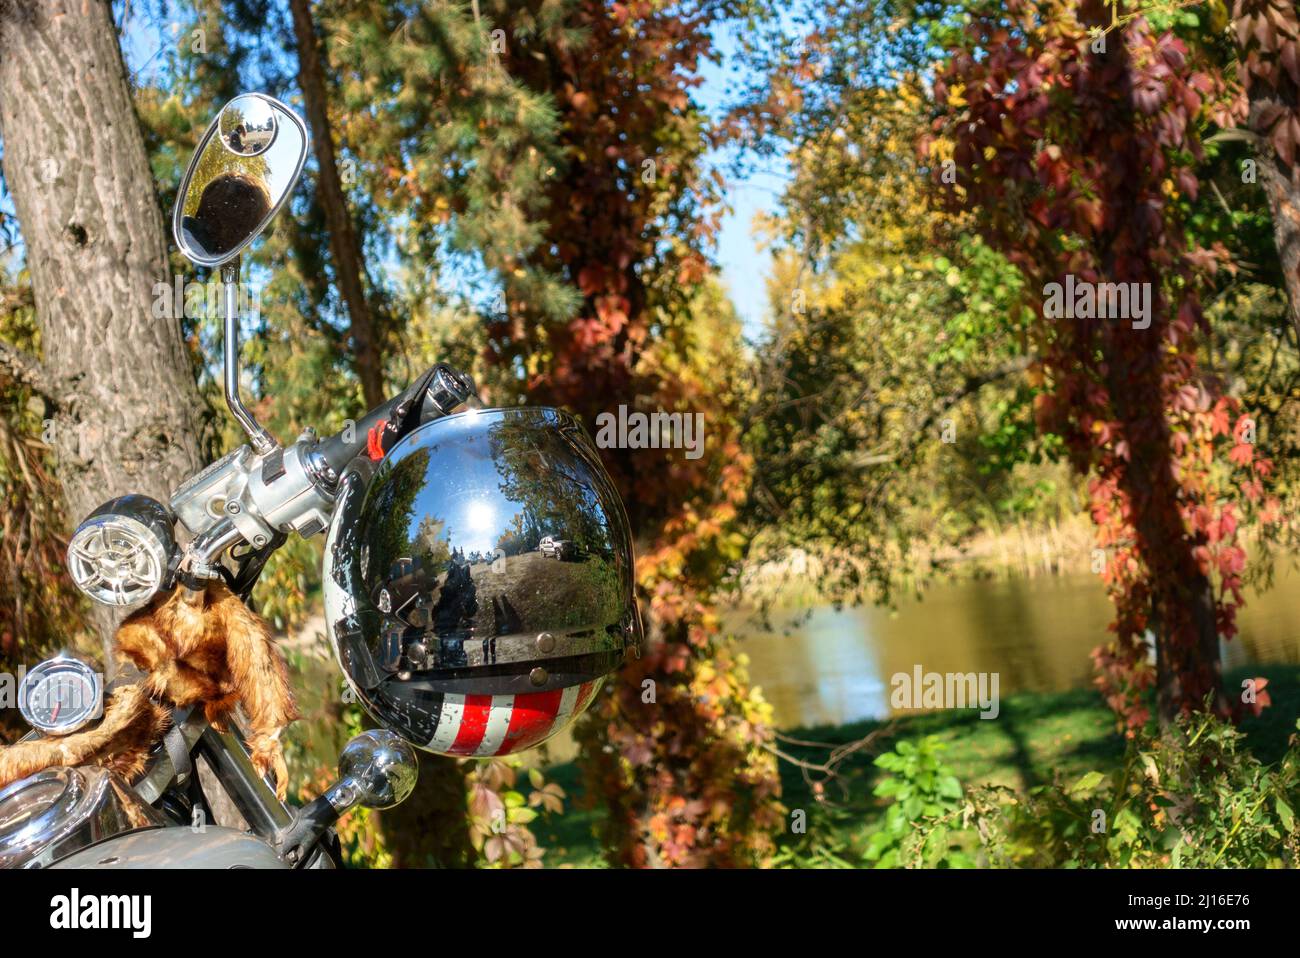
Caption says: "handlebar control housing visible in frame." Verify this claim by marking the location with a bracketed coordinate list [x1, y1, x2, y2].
[170, 439, 337, 547]
[167, 363, 475, 572]
[69, 362, 478, 605]
[170, 363, 474, 569]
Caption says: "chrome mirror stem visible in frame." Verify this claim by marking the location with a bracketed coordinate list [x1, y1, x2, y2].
[222, 257, 277, 456]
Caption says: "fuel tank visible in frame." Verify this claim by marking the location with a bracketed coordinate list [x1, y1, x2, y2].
[50, 825, 290, 869]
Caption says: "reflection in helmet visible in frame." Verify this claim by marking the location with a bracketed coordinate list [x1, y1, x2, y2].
[323, 407, 642, 757]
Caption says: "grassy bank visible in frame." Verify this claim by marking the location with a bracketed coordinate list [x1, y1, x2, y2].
[537, 664, 1300, 867]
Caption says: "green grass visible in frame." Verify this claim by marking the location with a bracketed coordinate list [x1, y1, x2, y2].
[535, 664, 1300, 867]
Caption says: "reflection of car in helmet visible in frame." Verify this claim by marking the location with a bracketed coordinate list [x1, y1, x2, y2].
[539, 535, 585, 561]
[323, 407, 642, 757]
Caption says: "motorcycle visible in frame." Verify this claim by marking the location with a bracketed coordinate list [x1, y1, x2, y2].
[0, 94, 641, 869]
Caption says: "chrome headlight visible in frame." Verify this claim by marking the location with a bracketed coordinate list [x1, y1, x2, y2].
[66, 495, 177, 607]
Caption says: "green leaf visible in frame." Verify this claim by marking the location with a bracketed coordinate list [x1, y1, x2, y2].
[1276, 797, 1295, 833]
[938, 775, 963, 800]
[1068, 771, 1106, 797]
[874, 777, 902, 798]
[508, 807, 539, 825]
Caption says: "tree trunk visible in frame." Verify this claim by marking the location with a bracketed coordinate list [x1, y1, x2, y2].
[288, 0, 473, 865]
[1076, 0, 1228, 723]
[288, 0, 386, 409]
[0, 0, 207, 659]
[1255, 142, 1300, 342]
[1233, 0, 1300, 341]
[376, 754, 474, 868]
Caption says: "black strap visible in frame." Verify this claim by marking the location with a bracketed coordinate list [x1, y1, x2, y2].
[377, 363, 446, 457]
[163, 707, 193, 786]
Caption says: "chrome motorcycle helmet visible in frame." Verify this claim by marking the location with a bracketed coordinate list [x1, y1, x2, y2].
[323, 407, 642, 757]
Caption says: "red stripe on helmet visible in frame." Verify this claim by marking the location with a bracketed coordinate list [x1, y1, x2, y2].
[447, 693, 493, 755]
[494, 689, 564, 756]
[574, 680, 597, 714]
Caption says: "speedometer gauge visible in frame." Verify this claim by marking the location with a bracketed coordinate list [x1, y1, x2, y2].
[18, 657, 103, 736]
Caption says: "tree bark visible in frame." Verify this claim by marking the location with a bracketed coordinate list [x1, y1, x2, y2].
[288, 0, 386, 409]
[0, 0, 207, 658]
[1233, 0, 1300, 341]
[1255, 140, 1300, 342]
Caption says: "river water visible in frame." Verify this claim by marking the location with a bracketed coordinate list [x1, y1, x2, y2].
[288, 564, 1300, 766]
[729, 567, 1300, 729]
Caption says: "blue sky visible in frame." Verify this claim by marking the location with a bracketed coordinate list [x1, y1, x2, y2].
[696, 23, 789, 342]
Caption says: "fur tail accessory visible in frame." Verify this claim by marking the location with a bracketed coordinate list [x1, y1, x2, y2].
[0, 684, 168, 789]
[0, 582, 299, 800]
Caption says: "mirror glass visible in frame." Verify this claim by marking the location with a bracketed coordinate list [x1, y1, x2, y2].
[173, 93, 308, 267]
[219, 95, 278, 156]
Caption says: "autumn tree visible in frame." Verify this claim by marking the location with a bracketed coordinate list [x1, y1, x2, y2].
[318, 0, 787, 866]
[932, 0, 1280, 725]
[289, 0, 388, 407]
[1232, 0, 1300, 338]
[728, 3, 1045, 608]
[452, 0, 778, 868]
[0, 0, 208, 658]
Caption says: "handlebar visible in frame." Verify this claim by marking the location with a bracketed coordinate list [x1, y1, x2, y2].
[311, 363, 477, 479]
[75, 363, 478, 605]
[313, 391, 406, 477]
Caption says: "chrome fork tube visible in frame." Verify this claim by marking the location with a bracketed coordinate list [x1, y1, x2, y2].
[195, 724, 292, 838]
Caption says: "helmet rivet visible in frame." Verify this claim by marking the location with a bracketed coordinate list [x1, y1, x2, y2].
[529, 667, 548, 687]
[536, 632, 555, 653]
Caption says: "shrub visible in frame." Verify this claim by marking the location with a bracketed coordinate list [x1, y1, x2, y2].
[863, 714, 1300, 868]
[983, 714, 1300, 868]
[864, 736, 974, 868]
